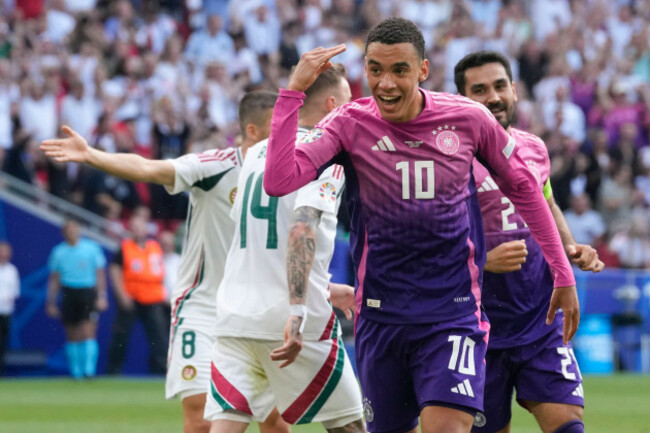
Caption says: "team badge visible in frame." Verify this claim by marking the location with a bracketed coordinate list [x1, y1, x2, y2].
[229, 187, 237, 205]
[363, 398, 374, 423]
[319, 182, 336, 202]
[474, 412, 487, 427]
[182, 365, 197, 381]
[433, 125, 459, 155]
[502, 136, 515, 159]
[300, 128, 324, 143]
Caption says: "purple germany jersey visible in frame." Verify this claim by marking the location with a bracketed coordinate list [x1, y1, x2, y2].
[265, 89, 575, 326]
[473, 128, 560, 348]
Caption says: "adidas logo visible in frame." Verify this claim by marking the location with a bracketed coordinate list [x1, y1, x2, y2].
[572, 384, 584, 398]
[450, 379, 475, 397]
[477, 176, 499, 193]
[372, 136, 396, 151]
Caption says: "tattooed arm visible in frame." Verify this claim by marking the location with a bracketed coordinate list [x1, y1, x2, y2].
[270, 206, 322, 368]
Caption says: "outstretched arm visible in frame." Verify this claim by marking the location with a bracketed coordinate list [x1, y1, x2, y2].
[270, 206, 322, 368]
[41, 126, 176, 188]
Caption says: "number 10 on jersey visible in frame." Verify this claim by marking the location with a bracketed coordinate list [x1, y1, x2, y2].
[396, 160, 435, 200]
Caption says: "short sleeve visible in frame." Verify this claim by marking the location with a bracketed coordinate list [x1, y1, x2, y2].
[94, 243, 107, 269]
[294, 164, 345, 215]
[48, 247, 60, 273]
[165, 148, 239, 195]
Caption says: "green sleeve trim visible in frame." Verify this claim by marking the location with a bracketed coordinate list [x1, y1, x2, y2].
[543, 178, 553, 200]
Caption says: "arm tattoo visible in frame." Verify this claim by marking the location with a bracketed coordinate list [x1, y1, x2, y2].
[326, 419, 366, 433]
[287, 206, 322, 303]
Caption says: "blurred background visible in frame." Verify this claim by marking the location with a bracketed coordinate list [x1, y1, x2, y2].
[0, 0, 649, 378]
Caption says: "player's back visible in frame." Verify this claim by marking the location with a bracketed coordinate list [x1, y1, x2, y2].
[216, 136, 345, 341]
[166, 147, 243, 330]
[473, 128, 556, 348]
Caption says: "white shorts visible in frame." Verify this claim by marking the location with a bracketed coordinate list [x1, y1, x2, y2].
[204, 336, 363, 427]
[166, 324, 213, 400]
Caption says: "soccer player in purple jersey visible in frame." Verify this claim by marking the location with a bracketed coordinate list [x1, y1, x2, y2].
[454, 51, 604, 433]
[263, 18, 579, 433]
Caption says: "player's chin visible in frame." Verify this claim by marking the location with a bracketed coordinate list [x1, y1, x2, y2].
[377, 101, 405, 122]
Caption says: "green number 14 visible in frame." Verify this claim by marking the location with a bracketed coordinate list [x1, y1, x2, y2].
[240, 171, 279, 249]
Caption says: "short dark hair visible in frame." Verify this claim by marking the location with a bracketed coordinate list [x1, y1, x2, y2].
[454, 51, 513, 95]
[304, 63, 347, 104]
[365, 17, 425, 60]
[238, 90, 279, 135]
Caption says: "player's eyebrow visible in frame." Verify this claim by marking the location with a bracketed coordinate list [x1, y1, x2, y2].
[367, 59, 412, 69]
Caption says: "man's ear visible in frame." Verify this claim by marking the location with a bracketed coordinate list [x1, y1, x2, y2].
[325, 95, 336, 112]
[245, 123, 259, 142]
[419, 58, 430, 82]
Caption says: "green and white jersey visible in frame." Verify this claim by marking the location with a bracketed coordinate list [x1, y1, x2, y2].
[165, 147, 243, 332]
[215, 135, 345, 341]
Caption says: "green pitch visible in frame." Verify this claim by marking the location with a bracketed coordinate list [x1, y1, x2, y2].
[0, 375, 648, 432]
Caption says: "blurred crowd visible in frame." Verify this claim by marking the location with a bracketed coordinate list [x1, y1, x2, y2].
[0, 0, 650, 268]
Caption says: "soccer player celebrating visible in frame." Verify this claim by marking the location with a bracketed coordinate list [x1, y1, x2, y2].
[263, 18, 579, 433]
[454, 51, 603, 433]
[40, 91, 289, 433]
[206, 65, 365, 433]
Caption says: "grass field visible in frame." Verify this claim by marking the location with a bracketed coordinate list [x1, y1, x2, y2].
[0, 375, 649, 433]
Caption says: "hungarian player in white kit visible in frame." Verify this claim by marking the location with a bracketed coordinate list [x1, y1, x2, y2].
[40, 91, 289, 433]
[205, 66, 365, 432]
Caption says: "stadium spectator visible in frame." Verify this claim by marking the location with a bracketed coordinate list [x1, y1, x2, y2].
[46, 219, 107, 379]
[609, 213, 650, 269]
[564, 194, 607, 246]
[149, 96, 190, 220]
[184, 13, 234, 67]
[0, 241, 19, 375]
[60, 78, 100, 140]
[107, 213, 168, 375]
[0, 59, 19, 151]
[597, 165, 637, 227]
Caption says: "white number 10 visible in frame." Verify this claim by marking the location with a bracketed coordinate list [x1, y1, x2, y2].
[396, 160, 435, 200]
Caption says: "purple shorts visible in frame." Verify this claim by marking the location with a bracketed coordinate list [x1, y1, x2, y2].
[472, 322, 584, 433]
[356, 312, 489, 433]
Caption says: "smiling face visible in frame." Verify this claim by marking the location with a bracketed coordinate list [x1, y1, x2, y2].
[462, 62, 517, 130]
[365, 42, 429, 123]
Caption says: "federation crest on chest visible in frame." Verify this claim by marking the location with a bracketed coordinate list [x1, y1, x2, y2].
[432, 124, 460, 155]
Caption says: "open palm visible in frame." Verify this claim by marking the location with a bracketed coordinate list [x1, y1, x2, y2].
[40, 125, 91, 163]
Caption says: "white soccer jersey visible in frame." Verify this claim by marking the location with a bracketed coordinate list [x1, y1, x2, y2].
[215, 134, 345, 341]
[165, 147, 243, 333]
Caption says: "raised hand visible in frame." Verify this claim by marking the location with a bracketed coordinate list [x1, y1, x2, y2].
[547, 285, 580, 345]
[40, 125, 91, 163]
[484, 240, 528, 273]
[287, 44, 347, 93]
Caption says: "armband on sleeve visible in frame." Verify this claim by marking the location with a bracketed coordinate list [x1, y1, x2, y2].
[542, 178, 553, 201]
